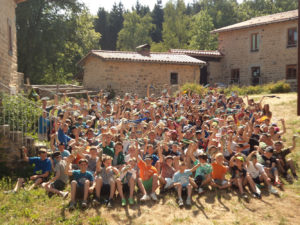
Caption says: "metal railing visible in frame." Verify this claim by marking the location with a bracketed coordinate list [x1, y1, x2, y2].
[0, 81, 49, 147]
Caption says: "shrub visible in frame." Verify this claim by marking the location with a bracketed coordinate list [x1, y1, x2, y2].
[180, 83, 207, 96]
[266, 80, 291, 93]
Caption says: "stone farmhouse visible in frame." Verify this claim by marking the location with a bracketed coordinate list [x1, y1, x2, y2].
[0, 0, 25, 92]
[210, 9, 298, 88]
[78, 44, 206, 96]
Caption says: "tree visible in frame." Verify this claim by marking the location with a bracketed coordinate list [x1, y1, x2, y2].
[162, 0, 191, 49]
[16, 0, 100, 84]
[117, 11, 154, 51]
[94, 8, 110, 50]
[151, 0, 164, 43]
[133, 0, 150, 17]
[189, 10, 217, 50]
[108, 2, 125, 50]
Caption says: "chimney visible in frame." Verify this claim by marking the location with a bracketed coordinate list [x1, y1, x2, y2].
[136, 44, 151, 56]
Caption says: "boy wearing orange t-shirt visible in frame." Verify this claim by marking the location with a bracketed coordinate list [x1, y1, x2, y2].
[136, 153, 159, 202]
[211, 153, 231, 189]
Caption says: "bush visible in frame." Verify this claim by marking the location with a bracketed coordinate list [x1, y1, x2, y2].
[180, 83, 207, 96]
[223, 80, 291, 96]
[266, 80, 291, 93]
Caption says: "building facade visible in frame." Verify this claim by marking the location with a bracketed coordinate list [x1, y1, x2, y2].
[211, 10, 298, 88]
[0, 0, 25, 92]
[79, 48, 205, 97]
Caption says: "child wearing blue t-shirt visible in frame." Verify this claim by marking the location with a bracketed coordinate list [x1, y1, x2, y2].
[65, 156, 95, 209]
[173, 161, 201, 207]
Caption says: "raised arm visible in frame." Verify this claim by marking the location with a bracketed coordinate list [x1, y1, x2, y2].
[65, 155, 74, 176]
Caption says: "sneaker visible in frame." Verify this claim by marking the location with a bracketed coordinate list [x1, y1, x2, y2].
[61, 191, 69, 199]
[178, 198, 184, 207]
[81, 201, 88, 209]
[69, 201, 76, 210]
[106, 199, 113, 208]
[140, 194, 150, 202]
[186, 197, 191, 206]
[128, 198, 135, 205]
[121, 198, 126, 207]
[268, 186, 278, 195]
[241, 193, 248, 200]
[92, 198, 101, 206]
[255, 186, 261, 195]
[198, 187, 204, 194]
[253, 192, 261, 199]
[150, 192, 158, 201]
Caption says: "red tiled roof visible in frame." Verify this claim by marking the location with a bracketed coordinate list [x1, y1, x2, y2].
[212, 10, 298, 33]
[170, 49, 223, 57]
[78, 50, 206, 66]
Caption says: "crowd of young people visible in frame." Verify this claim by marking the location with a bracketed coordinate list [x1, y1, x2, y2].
[6, 85, 298, 209]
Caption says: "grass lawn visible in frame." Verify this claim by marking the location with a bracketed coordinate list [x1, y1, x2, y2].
[1, 93, 300, 225]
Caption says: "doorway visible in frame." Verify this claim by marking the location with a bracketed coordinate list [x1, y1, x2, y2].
[200, 66, 208, 85]
[251, 67, 260, 85]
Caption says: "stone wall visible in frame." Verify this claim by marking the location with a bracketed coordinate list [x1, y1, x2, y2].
[82, 56, 201, 97]
[0, 0, 20, 92]
[216, 20, 297, 86]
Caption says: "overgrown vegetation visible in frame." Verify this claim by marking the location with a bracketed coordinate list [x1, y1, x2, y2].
[180, 80, 291, 96]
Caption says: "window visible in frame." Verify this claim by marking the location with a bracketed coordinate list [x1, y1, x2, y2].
[8, 20, 13, 56]
[251, 67, 260, 85]
[287, 28, 297, 47]
[170, 72, 178, 85]
[286, 65, 297, 79]
[251, 33, 259, 51]
[230, 69, 240, 84]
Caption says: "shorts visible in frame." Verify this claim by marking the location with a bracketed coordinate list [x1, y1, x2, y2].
[213, 179, 228, 186]
[142, 177, 153, 192]
[51, 180, 66, 191]
[253, 176, 261, 184]
[195, 175, 205, 187]
[75, 185, 85, 199]
[164, 178, 173, 189]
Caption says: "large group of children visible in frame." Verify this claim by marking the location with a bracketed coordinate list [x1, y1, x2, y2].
[6, 85, 298, 209]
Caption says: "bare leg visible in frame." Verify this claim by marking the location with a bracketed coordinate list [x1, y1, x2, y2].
[138, 178, 147, 195]
[187, 183, 192, 198]
[42, 182, 62, 196]
[28, 178, 43, 191]
[13, 178, 24, 192]
[109, 180, 116, 200]
[174, 183, 182, 199]
[116, 179, 124, 199]
[152, 174, 158, 193]
[129, 177, 135, 199]
[287, 159, 297, 175]
[246, 175, 256, 193]
[159, 175, 166, 189]
[71, 180, 77, 203]
[95, 177, 103, 199]
[83, 180, 90, 201]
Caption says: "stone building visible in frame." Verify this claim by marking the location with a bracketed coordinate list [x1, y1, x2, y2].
[211, 9, 298, 88]
[0, 0, 25, 92]
[79, 45, 205, 97]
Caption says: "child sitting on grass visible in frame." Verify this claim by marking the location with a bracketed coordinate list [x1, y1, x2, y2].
[173, 160, 201, 207]
[94, 154, 119, 208]
[210, 153, 231, 190]
[116, 157, 137, 206]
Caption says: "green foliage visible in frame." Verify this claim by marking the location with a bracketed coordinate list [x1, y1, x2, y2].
[151, 0, 164, 43]
[180, 83, 207, 96]
[189, 10, 218, 50]
[223, 80, 291, 96]
[117, 11, 154, 51]
[16, 0, 100, 84]
[95, 2, 124, 50]
[162, 0, 191, 49]
[0, 93, 42, 136]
